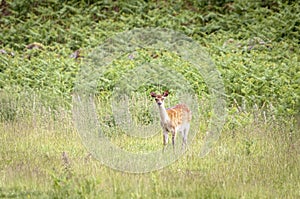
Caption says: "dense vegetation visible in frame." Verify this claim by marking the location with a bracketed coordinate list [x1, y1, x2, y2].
[0, 0, 299, 198]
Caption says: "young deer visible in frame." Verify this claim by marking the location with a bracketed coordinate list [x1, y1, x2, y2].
[151, 91, 192, 151]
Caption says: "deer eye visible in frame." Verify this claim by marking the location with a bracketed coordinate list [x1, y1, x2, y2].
[155, 99, 158, 101]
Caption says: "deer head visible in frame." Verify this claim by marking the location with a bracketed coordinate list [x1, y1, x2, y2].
[150, 91, 169, 106]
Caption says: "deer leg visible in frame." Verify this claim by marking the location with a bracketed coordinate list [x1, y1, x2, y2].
[182, 124, 190, 150]
[163, 131, 168, 152]
[182, 131, 186, 150]
[172, 132, 175, 152]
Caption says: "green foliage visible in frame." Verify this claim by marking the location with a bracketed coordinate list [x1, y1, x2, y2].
[0, 48, 78, 107]
[210, 36, 299, 116]
[95, 49, 207, 96]
[0, 92, 17, 122]
[1, 0, 299, 116]
[0, 1, 300, 197]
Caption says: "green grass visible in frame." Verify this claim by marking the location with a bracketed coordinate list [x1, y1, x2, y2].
[1, 0, 300, 198]
[0, 96, 299, 198]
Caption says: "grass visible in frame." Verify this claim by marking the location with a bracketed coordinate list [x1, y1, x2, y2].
[0, 96, 299, 198]
[1, 0, 300, 198]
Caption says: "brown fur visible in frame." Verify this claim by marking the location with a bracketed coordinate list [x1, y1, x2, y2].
[151, 91, 192, 149]
[166, 104, 192, 130]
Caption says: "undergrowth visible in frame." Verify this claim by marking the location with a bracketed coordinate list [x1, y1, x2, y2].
[0, 0, 300, 198]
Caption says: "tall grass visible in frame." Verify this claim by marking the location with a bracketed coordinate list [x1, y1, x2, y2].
[1, 0, 300, 198]
[0, 92, 299, 198]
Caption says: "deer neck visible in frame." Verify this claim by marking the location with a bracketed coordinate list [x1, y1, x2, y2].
[158, 104, 169, 123]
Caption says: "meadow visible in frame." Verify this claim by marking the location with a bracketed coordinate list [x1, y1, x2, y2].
[0, 0, 300, 198]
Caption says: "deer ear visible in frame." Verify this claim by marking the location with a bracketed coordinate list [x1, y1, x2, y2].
[163, 90, 169, 97]
[150, 92, 157, 97]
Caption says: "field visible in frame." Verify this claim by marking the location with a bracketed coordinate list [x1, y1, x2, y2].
[1, 0, 300, 198]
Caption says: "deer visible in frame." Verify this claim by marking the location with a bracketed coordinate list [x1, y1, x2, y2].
[150, 91, 192, 151]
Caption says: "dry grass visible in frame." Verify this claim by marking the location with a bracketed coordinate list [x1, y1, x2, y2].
[0, 98, 299, 198]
